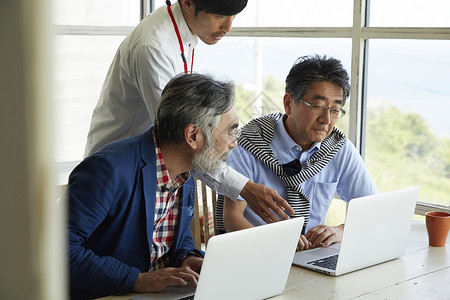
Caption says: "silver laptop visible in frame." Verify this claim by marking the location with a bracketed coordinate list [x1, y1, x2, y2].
[292, 186, 419, 276]
[132, 216, 304, 300]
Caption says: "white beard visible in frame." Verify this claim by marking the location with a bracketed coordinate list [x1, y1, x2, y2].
[192, 144, 232, 176]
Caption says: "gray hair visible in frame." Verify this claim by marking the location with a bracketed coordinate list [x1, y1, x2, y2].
[154, 73, 235, 146]
[285, 55, 350, 106]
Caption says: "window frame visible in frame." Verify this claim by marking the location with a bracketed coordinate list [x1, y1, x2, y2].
[54, 0, 450, 214]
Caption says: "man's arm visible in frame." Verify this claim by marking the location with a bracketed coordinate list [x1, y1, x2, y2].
[223, 196, 314, 251]
[223, 197, 253, 232]
[336, 140, 378, 201]
[193, 166, 294, 224]
[67, 157, 140, 296]
[240, 180, 294, 223]
[134, 45, 178, 125]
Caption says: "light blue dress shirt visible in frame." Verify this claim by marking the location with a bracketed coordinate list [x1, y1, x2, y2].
[227, 117, 378, 232]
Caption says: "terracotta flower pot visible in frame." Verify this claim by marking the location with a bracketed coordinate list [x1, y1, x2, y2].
[425, 211, 450, 247]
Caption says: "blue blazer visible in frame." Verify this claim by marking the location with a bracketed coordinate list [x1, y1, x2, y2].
[66, 128, 202, 299]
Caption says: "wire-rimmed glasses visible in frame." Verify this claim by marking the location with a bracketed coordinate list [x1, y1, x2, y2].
[215, 127, 241, 143]
[299, 99, 346, 119]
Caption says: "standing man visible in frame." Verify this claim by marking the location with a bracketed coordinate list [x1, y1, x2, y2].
[68, 73, 239, 299]
[220, 55, 378, 250]
[84, 0, 294, 223]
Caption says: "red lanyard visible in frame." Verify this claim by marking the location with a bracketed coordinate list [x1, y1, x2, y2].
[166, 1, 194, 74]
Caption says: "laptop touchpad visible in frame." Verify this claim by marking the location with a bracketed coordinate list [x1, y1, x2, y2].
[295, 244, 340, 261]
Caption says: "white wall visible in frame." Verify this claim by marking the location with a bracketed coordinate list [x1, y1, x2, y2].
[0, 0, 66, 299]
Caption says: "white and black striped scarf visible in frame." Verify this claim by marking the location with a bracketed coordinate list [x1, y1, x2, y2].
[216, 113, 347, 232]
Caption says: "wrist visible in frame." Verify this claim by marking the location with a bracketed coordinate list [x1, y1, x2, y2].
[181, 250, 203, 263]
[133, 273, 144, 292]
[239, 180, 254, 200]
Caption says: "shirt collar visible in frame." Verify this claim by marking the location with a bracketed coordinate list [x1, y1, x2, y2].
[153, 131, 190, 192]
[276, 115, 321, 154]
[172, 1, 198, 48]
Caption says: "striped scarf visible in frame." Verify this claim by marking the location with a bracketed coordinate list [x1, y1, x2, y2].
[236, 113, 346, 230]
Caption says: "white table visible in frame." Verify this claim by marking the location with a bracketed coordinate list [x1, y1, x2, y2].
[99, 221, 450, 300]
[274, 221, 450, 299]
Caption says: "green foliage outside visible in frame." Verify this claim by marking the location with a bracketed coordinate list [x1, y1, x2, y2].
[234, 77, 450, 214]
[365, 105, 450, 206]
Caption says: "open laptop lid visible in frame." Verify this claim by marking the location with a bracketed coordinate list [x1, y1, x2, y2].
[195, 217, 304, 300]
[133, 217, 304, 300]
[293, 187, 419, 276]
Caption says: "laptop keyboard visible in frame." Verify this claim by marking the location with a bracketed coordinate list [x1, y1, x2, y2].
[307, 254, 339, 270]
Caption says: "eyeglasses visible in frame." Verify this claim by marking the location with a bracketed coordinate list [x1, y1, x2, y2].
[299, 99, 346, 119]
[215, 127, 241, 143]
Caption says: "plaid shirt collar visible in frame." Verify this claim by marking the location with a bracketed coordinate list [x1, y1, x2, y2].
[150, 132, 191, 270]
[154, 132, 191, 191]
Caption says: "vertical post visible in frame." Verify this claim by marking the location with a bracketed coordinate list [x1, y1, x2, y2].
[253, 1, 263, 118]
[253, 37, 263, 118]
[201, 183, 210, 246]
[0, 0, 66, 299]
[349, 0, 368, 155]
[191, 178, 202, 249]
[141, 0, 153, 20]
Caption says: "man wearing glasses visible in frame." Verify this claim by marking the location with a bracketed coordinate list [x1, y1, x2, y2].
[219, 55, 378, 251]
[67, 73, 242, 299]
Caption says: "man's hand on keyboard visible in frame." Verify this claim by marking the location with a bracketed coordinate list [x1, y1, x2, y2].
[132, 266, 200, 293]
[296, 234, 313, 251]
[305, 224, 345, 248]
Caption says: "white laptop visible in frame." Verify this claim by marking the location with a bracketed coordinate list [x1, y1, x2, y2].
[132, 216, 304, 300]
[292, 186, 419, 276]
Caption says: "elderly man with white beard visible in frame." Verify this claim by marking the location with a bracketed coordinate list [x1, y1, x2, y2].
[63, 73, 240, 300]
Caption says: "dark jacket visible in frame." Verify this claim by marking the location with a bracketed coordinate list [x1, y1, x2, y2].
[66, 128, 202, 299]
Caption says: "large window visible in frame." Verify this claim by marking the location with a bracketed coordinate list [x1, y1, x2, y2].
[363, 1, 450, 211]
[194, 37, 351, 134]
[53, 0, 140, 26]
[369, 0, 450, 27]
[53, 0, 140, 182]
[365, 39, 450, 207]
[54, 35, 125, 163]
[54, 0, 450, 214]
